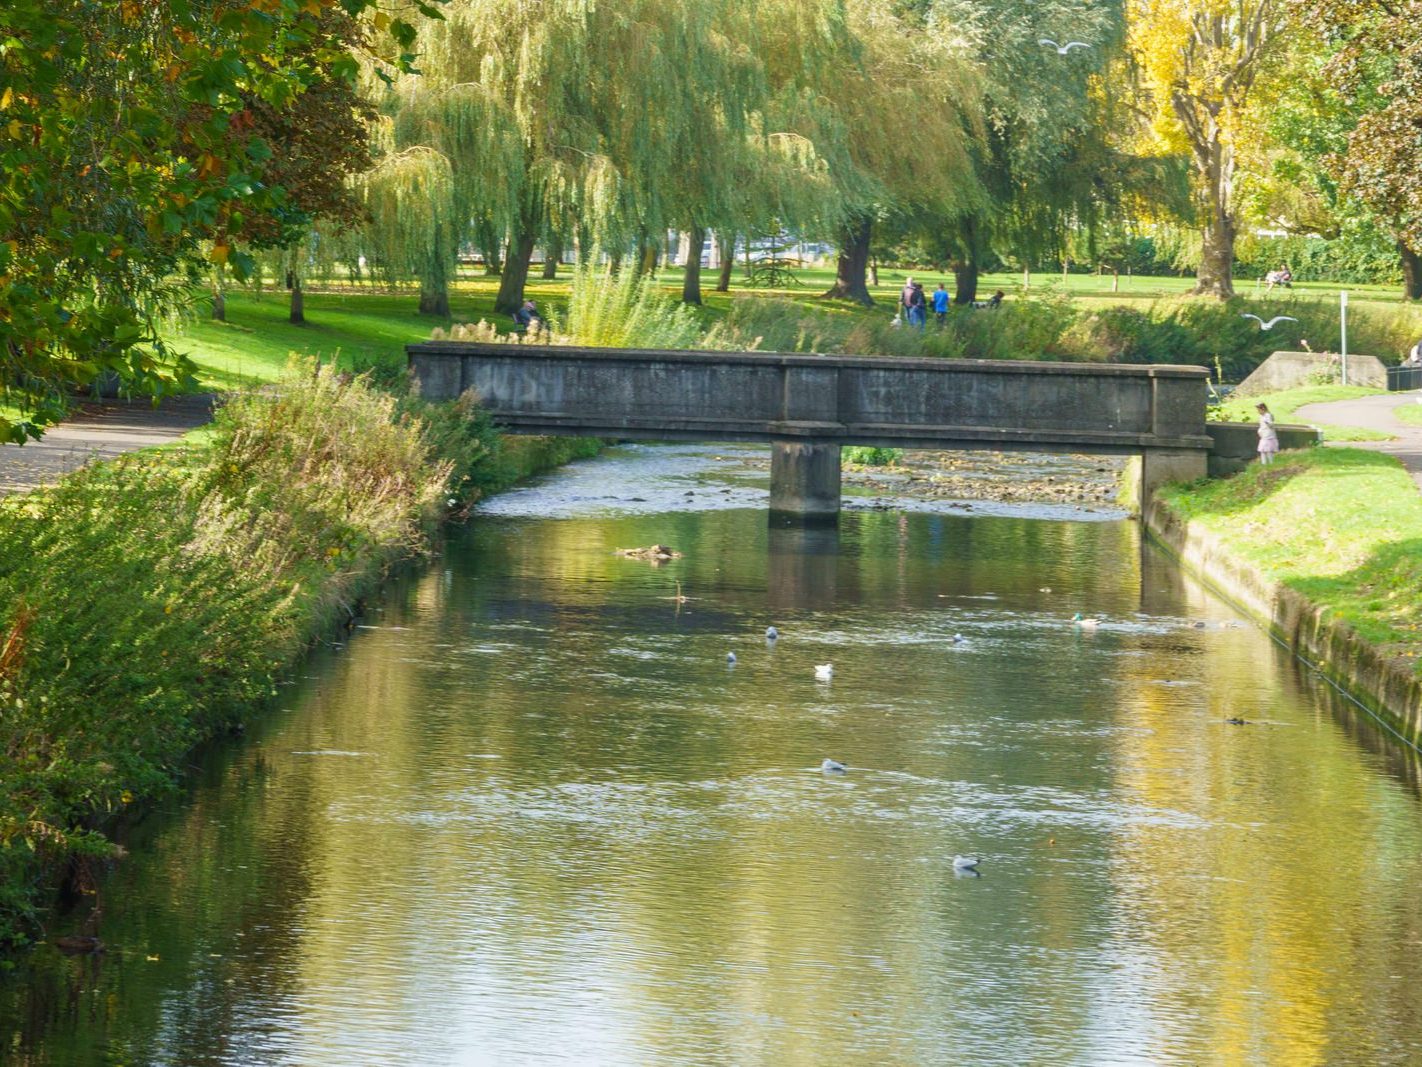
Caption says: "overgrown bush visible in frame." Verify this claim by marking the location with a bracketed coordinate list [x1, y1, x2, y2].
[843, 446, 904, 466]
[722, 291, 1422, 381]
[558, 259, 708, 349]
[0, 364, 594, 949]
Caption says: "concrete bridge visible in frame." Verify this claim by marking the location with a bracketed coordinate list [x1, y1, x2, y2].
[407, 342, 1211, 521]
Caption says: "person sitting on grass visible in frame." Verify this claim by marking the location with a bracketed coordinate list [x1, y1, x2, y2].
[512, 299, 544, 333]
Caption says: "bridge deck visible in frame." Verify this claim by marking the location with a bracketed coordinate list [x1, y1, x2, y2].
[407, 342, 1212, 456]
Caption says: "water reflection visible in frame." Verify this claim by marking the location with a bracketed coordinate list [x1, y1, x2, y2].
[4, 445, 1422, 1065]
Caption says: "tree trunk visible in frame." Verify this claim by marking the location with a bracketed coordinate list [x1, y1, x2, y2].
[716, 234, 734, 292]
[495, 224, 537, 315]
[682, 224, 706, 305]
[1189, 127, 1237, 299]
[478, 222, 503, 275]
[639, 240, 659, 276]
[542, 235, 562, 280]
[289, 272, 305, 325]
[953, 261, 979, 305]
[870, 257, 879, 286]
[418, 285, 450, 317]
[211, 266, 226, 322]
[821, 217, 874, 306]
[1401, 241, 1422, 301]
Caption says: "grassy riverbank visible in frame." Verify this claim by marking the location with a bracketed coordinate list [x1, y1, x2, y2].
[1157, 447, 1422, 673]
[1214, 385, 1393, 442]
[0, 368, 597, 950]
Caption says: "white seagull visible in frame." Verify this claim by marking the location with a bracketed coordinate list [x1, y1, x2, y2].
[765, 626, 779, 641]
[726, 652, 737, 664]
[952, 855, 980, 870]
[821, 758, 847, 774]
[1039, 39, 1091, 54]
[1240, 314, 1298, 330]
[814, 663, 834, 681]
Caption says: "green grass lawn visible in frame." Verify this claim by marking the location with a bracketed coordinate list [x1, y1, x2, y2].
[1214, 385, 1394, 442]
[1160, 447, 1422, 674]
[165, 265, 1422, 391]
[1394, 400, 1422, 426]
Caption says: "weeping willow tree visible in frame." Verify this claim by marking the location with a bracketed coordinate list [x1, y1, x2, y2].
[354, 147, 457, 315]
[376, 2, 609, 315]
[926, 0, 1135, 303]
[752, 0, 985, 305]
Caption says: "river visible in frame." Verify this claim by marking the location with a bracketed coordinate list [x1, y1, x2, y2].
[5, 444, 1422, 1065]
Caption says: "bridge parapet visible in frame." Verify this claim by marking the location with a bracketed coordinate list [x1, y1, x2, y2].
[407, 342, 1212, 518]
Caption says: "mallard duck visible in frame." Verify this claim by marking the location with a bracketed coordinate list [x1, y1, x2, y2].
[1072, 613, 1100, 629]
[54, 935, 105, 955]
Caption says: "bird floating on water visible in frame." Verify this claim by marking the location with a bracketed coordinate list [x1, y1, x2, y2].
[766, 626, 779, 641]
[814, 663, 834, 680]
[952, 855, 980, 870]
[821, 758, 847, 774]
[1039, 38, 1091, 53]
[1240, 314, 1299, 330]
[952, 633, 967, 644]
[726, 652, 737, 664]
[1072, 612, 1100, 629]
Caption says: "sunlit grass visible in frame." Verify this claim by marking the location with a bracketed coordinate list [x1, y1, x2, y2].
[1215, 385, 1393, 442]
[1394, 400, 1422, 426]
[1160, 447, 1422, 670]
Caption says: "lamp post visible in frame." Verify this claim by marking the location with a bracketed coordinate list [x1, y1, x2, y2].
[1340, 290, 1349, 386]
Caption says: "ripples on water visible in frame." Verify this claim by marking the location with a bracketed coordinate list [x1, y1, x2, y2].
[5, 443, 1422, 1066]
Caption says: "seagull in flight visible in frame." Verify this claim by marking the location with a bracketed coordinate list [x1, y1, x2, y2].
[1240, 314, 1299, 330]
[1040, 39, 1091, 54]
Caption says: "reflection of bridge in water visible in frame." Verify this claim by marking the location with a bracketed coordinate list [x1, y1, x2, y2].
[407, 342, 1211, 522]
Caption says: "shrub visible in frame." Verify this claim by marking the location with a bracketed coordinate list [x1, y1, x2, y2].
[0, 364, 585, 949]
[843, 445, 904, 466]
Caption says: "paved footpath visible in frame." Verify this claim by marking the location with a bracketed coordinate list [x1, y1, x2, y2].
[1294, 391, 1422, 493]
[0, 394, 215, 495]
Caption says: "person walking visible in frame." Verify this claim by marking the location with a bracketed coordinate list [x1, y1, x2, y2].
[908, 282, 927, 329]
[1256, 402, 1279, 465]
[900, 277, 916, 321]
[932, 282, 949, 325]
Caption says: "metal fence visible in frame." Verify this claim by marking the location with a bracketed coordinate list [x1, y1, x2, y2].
[1387, 366, 1422, 392]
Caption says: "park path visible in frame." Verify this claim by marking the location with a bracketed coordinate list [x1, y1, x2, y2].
[0, 395, 215, 495]
[1294, 391, 1422, 493]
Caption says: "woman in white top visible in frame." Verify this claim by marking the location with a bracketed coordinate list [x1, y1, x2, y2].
[1256, 402, 1279, 465]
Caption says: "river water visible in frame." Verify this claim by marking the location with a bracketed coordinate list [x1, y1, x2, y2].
[6, 444, 1422, 1066]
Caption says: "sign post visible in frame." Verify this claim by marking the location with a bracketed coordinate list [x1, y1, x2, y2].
[1340, 290, 1349, 386]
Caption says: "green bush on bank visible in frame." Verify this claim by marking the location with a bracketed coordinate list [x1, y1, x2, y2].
[0, 366, 596, 949]
[723, 292, 1422, 381]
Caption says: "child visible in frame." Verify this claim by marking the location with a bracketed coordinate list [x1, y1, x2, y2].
[1256, 402, 1278, 465]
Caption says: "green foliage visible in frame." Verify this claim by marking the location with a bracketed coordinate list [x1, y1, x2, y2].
[0, 364, 590, 949]
[842, 446, 904, 466]
[558, 261, 708, 349]
[0, 0, 427, 441]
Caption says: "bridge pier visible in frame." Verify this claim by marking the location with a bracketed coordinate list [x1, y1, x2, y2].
[768, 440, 841, 524]
[1127, 449, 1209, 515]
